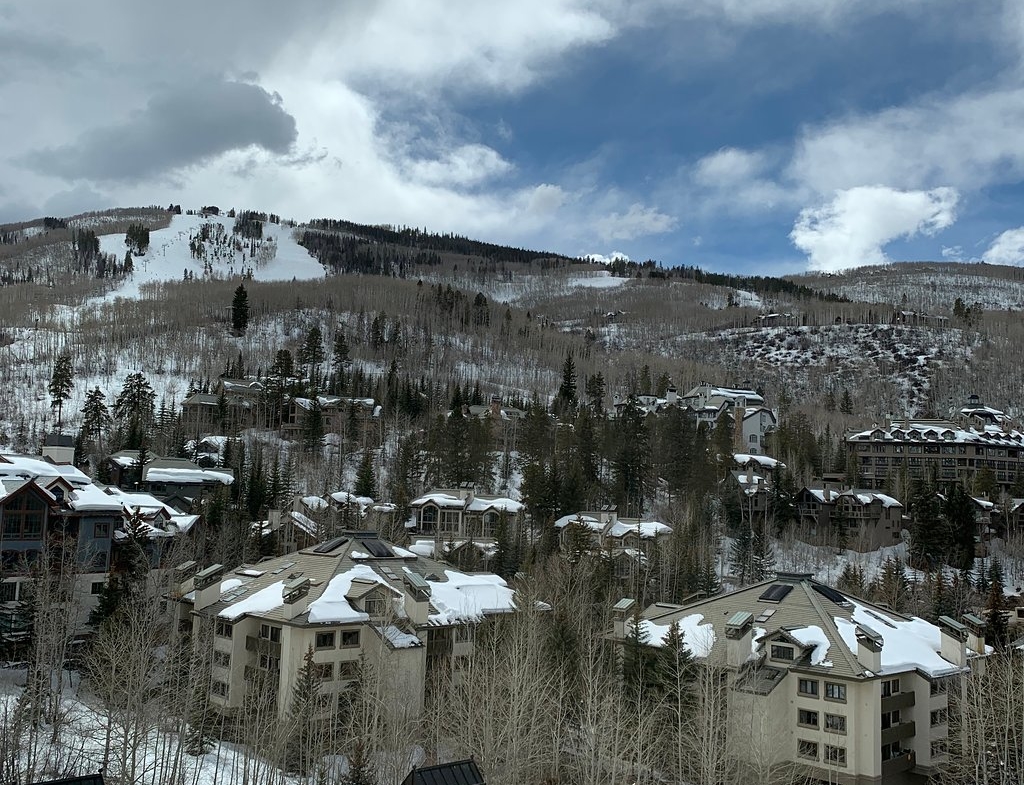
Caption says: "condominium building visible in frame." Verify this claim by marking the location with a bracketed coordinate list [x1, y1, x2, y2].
[172, 533, 518, 718]
[612, 572, 988, 784]
[847, 416, 1024, 492]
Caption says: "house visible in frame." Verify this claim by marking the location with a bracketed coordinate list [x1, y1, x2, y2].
[465, 395, 526, 423]
[611, 572, 989, 784]
[281, 396, 379, 440]
[402, 759, 485, 785]
[106, 452, 234, 500]
[173, 533, 519, 719]
[408, 486, 524, 542]
[181, 391, 257, 435]
[553, 506, 671, 554]
[795, 485, 905, 551]
[846, 413, 1024, 491]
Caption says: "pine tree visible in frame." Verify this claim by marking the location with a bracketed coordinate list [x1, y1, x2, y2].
[839, 388, 854, 414]
[750, 520, 776, 581]
[555, 352, 578, 415]
[231, 284, 250, 331]
[48, 352, 74, 431]
[285, 646, 324, 774]
[984, 563, 1008, 649]
[354, 451, 377, 499]
[340, 739, 375, 785]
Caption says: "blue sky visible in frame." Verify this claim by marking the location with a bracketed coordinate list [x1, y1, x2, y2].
[3, 1, 1024, 273]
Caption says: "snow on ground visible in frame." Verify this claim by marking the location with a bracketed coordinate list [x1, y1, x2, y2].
[96, 213, 324, 300]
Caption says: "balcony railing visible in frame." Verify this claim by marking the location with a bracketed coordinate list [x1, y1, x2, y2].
[881, 750, 915, 777]
[882, 690, 916, 712]
[881, 720, 916, 745]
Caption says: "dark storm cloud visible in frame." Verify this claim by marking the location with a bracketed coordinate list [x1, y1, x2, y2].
[23, 78, 297, 182]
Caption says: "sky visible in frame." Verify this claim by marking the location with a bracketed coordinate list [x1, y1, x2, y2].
[3, 1, 1024, 274]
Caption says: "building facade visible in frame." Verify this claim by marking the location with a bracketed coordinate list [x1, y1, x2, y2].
[612, 572, 988, 784]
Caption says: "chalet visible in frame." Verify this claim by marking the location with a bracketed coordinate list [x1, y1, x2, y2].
[106, 452, 234, 500]
[612, 573, 989, 783]
[409, 486, 524, 541]
[795, 485, 905, 551]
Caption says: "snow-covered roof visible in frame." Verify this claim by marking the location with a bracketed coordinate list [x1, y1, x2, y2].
[833, 601, 970, 677]
[424, 569, 516, 624]
[733, 453, 785, 470]
[789, 625, 833, 667]
[631, 613, 717, 658]
[805, 487, 902, 509]
[606, 520, 672, 539]
[144, 466, 234, 485]
[849, 418, 1024, 446]
[410, 491, 523, 514]
[301, 495, 329, 511]
[0, 455, 91, 487]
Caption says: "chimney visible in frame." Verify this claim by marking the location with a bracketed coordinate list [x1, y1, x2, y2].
[282, 575, 311, 620]
[612, 598, 636, 639]
[725, 611, 754, 668]
[666, 385, 678, 405]
[173, 560, 199, 598]
[193, 564, 225, 611]
[403, 571, 432, 625]
[962, 613, 987, 656]
[490, 394, 502, 418]
[938, 615, 967, 667]
[854, 624, 883, 672]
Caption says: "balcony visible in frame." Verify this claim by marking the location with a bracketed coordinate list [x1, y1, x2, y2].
[882, 690, 915, 712]
[245, 636, 281, 657]
[881, 750, 915, 777]
[881, 720, 916, 745]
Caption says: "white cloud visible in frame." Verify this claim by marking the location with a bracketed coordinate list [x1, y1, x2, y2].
[789, 87, 1024, 195]
[596, 202, 677, 242]
[941, 245, 965, 261]
[983, 227, 1024, 265]
[692, 146, 795, 214]
[404, 144, 513, 188]
[790, 186, 959, 272]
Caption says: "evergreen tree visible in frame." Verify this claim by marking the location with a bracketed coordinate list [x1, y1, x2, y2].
[839, 388, 854, 414]
[301, 398, 324, 454]
[984, 563, 1008, 649]
[231, 284, 250, 331]
[555, 352, 578, 415]
[942, 484, 977, 570]
[48, 352, 74, 431]
[354, 451, 377, 499]
[285, 646, 324, 774]
[340, 739, 375, 785]
[836, 563, 867, 596]
[81, 386, 110, 448]
[750, 520, 776, 581]
[874, 556, 912, 612]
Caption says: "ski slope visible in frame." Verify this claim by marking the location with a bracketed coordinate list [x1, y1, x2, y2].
[97, 212, 325, 299]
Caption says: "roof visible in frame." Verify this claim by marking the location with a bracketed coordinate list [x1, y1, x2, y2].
[0, 455, 91, 487]
[183, 534, 517, 627]
[402, 759, 485, 785]
[849, 418, 1024, 446]
[29, 776, 105, 785]
[631, 573, 982, 679]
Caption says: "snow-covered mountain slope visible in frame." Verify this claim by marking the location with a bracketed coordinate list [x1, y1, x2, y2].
[97, 212, 324, 299]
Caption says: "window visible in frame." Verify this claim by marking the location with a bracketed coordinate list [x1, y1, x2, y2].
[313, 662, 333, 681]
[771, 644, 794, 661]
[881, 742, 904, 761]
[258, 653, 280, 672]
[798, 678, 819, 697]
[338, 661, 359, 679]
[454, 625, 474, 644]
[440, 510, 461, 533]
[930, 708, 948, 727]
[749, 434, 758, 443]
[90, 581, 105, 596]
[341, 630, 360, 647]
[364, 596, 385, 616]
[94, 522, 110, 538]
[881, 710, 901, 729]
[259, 624, 282, 643]
[315, 631, 336, 649]
[420, 506, 438, 530]
[797, 740, 818, 760]
[824, 682, 847, 701]
[931, 679, 949, 695]
[798, 709, 819, 727]
[0, 582, 16, 602]
[211, 680, 229, 698]
[1, 494, 46, 539]
[824, 745, 846, 767]
[824, 714, 846, 733]
[213, 650, 231, 667]
[881, 678, 900, 697]
[215, 620, 233, 638]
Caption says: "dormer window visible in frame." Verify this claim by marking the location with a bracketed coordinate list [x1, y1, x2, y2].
[770, 644, 794, 661]
[364, 596, 385, 616]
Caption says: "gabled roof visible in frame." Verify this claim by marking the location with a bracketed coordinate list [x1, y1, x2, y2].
[632, 573, 982, 679]
[183, 534, 516, 627]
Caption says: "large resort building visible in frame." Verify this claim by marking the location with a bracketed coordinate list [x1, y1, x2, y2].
[612, 572, 989, 785]
[172, 533, 518, 718]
